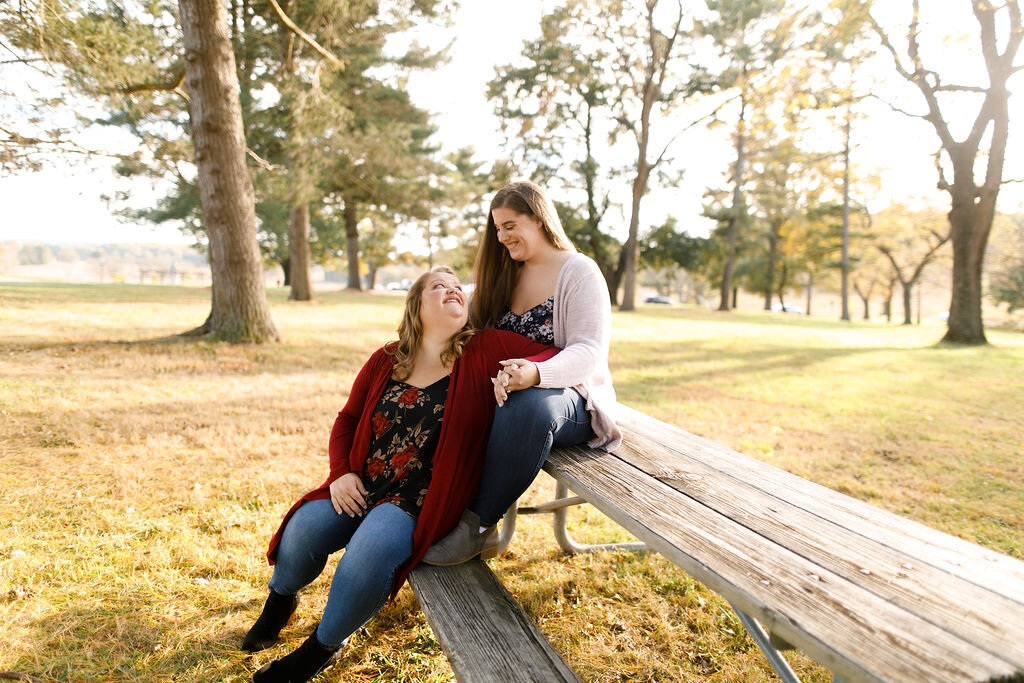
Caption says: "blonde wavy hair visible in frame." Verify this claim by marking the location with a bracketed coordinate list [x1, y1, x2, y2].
[388, 266, 475, 381]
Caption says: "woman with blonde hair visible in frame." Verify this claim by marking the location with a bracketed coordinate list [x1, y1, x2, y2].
[242, 266, 556, 682]
[423, 181, 620, 566]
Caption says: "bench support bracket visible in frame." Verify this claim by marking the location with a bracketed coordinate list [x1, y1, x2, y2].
[730, 603, 801, 683]
[499, 481, 647, 556]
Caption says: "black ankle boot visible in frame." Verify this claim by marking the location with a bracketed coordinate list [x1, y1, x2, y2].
[252, 630, 337, 683]
[242, 590, 299, 652]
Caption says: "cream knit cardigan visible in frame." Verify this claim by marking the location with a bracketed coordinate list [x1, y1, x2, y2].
[533, 253, 622, 451]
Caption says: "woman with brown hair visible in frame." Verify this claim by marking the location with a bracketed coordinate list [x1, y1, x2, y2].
[242, 266, 555, 682]
[423, 180, 621, 567]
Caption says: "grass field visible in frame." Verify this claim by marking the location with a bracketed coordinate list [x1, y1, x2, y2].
[1, 282, 1022, 682]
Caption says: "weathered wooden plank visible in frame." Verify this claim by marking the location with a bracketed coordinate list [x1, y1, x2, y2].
[409, 560, 581, 683]
[545, 447, 1021, 683]
[607, 416, 1024, 668]
[615, 406, 1024, 604]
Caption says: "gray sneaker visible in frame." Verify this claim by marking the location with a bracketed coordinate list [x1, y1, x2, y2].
[421, 508, 499, 566]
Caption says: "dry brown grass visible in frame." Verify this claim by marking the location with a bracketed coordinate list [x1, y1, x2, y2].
[1, 282, 1021, 682]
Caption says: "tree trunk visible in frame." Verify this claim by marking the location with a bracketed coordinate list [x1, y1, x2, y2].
[805, 273, 813, 316]
[178, 0, 278, 343]
[901, 279, 913, 325]
[764, 221, 779, 311]
[621, 29, 661, 313]
[840, 107, 852, 321]
[719, 85, 747, 312]
[367, 259, 378, 290]
[621, 161, 649, 311]
[944, 167, 991, 343]
[854, 281, 872, 321]
[289, 202, 313, 301]
[279, 257, 290, 287]
[344, 198, 361, 290]
[581, 103, 620, 305]
[606, 246, 627, 306]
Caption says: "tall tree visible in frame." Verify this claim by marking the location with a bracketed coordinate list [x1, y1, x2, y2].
[488, 2, 625, 303]
[870, 0, 1023, 344]
[813, 0, 876, 321]
[701, 0, 793, 311]
[597, 0, 703, 311]
[875, 204, 951, 325]
[178, 0, 279, 342]
[849, 212, 884, 319]
[744, 76, 810, 312]
[319, 80, 442, 290]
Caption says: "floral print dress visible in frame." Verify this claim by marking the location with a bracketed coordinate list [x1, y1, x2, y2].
[496, 296, 555, 345]
[362, 375, 449, 517]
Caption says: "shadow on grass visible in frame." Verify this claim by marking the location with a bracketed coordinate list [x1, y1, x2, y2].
[0, 325, 393, 362]
[625, 304, 897, 332]
[0, 281, 404, 308]
[14, 597, 259, 682]
[613, 337, 902, 389]
[0, 281, 211, 305]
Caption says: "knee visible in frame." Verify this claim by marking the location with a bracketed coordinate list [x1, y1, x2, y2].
[279, 502, 336, 554]
[494, 390, 559, 434]
[344, 531, 411, 571]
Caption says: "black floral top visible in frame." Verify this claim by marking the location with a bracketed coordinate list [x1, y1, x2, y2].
[362, 376, 449, 517]
[496, 296, 555, 345]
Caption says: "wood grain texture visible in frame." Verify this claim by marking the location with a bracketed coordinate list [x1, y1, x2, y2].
[409, 560, 581, 683]
[611, 410, 1024, 667]
[616, 406, 1024, 600]
[541, 405, 1024, 683]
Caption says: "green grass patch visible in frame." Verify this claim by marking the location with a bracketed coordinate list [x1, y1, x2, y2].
[1, 282, 1021, 681]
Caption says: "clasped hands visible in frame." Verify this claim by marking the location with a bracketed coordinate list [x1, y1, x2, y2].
[493, 358, 540, 407]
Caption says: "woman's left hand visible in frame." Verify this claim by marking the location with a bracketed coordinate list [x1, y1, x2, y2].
[493, 359, 540, 406]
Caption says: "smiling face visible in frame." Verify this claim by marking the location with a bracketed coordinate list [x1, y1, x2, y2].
[418, 270, 467, 330]
[492, 206, 550, 263]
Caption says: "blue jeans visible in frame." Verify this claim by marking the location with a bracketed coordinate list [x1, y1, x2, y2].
[268, 499, 415, 649]
[471, 386, 594, 526]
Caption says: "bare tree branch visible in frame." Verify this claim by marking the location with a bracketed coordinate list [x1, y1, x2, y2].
[868, 92, 928, 119]
[0, 56, 46, 65]
[0, 124, 135, 165]
[869, 8, 957, 150]
[934, 150, 952, 192]
[933, 84, 988, 93]
[120, 69, 188, 101]
[247, 147, 282, 172]
[265, 0, 345, 71]
[868, 15, 914, 81]
[653, 93, 739, 168]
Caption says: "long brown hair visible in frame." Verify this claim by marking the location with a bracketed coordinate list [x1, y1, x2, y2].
[470, 181, 576, 328]
[388, 266, 475, 381]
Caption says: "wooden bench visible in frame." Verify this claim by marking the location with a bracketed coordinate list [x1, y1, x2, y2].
[409, 560, 580, 682]
[410, 405, 1024, 682]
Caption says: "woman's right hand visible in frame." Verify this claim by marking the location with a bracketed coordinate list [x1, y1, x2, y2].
[329, 473, 368, 517]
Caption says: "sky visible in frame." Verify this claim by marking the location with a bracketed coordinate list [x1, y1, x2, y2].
[1, 0, 1021, 247]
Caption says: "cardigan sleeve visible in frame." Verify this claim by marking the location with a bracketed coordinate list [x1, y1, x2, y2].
[534, 256, 611, 388]
[327, 347, 387, 482]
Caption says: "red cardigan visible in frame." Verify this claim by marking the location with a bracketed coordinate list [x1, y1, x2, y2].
[267, 329, 557, 599]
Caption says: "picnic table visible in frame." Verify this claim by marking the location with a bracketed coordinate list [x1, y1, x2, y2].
[412, 404, 1024, 682]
